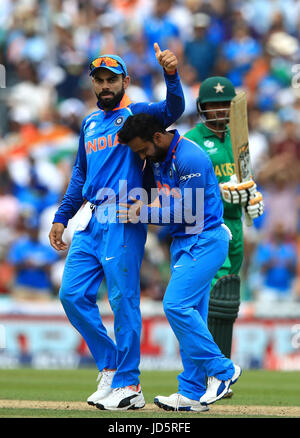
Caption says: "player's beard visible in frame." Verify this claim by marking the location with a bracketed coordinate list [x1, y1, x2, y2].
[148, 142, 167, 163]
[97, 86, 125, 111]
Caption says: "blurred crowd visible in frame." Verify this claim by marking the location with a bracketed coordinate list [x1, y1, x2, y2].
[0, 0, 300, 306]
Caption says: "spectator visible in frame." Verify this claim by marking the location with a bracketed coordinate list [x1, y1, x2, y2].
[269, 108, 300, 161]
[184, 13, 218, 82]
[254, 223, 297, 302]
[220, 21, 262, 86]
[11, 155, 60, 218]
[257, 155, 299, 237]
[122, 35, 156, 100]
[7, 59, 55, 122]
[248, 107, 270, 178]
[142, 0, 181, 69]
[242, 0, 300, 36]
[7, 214, 59, 301]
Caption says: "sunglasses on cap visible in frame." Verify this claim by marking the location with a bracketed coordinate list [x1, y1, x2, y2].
[89, 57, 126, 76]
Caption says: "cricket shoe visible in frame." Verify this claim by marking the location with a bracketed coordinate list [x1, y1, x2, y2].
[87, 369, 116, 406]
[200, 364, 242, 406]
[223, 388, 233, 399]
[96, 384, 145, 411]
[154, 393, 209, 412]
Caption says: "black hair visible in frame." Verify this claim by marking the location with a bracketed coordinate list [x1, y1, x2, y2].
[118, 113, 165, 144]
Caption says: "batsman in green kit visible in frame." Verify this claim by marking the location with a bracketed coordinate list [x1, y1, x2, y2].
[185, 77, 264, 370]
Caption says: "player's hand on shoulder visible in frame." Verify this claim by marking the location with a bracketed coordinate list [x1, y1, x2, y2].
[154, 42, 178, 74]
[219, 175, 256, 205]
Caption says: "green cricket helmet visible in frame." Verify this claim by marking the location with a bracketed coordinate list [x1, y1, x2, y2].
[196, 76, 236, 133]
[197, 76, 236, 105]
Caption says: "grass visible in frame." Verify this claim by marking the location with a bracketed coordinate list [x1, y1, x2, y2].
[0, 369, 299, 418]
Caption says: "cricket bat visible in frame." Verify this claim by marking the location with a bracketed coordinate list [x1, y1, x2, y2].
[229, 91, 253, 226]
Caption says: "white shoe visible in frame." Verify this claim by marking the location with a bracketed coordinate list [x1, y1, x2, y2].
[223, 388, 233, 399]
[154, 393, 209, 412]
[87, 369, 116, 406]
[200, 364, 242, 406]
[96, 384, 145, 411]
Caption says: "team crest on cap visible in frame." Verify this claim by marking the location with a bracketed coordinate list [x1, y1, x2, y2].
[115, 116, 125, 126]
[214, 82, 225, 93]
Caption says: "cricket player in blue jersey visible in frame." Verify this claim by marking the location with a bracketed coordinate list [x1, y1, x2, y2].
[117, 113, 242, 411]
[48, 44, 185, 411]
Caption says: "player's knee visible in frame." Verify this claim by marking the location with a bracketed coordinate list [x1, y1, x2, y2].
[163, 297, 181, 319]
[108, 290, 123, 314]
[59, 286, 70, 307]
[59, 286, 81, 309]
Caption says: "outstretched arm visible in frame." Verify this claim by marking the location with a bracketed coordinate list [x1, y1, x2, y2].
[131, 43, 185, 128]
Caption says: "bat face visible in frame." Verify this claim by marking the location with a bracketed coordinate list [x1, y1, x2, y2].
[229, 92, 253, 183]
[229, 91, 254, 226]
[238, 143, 252, 181]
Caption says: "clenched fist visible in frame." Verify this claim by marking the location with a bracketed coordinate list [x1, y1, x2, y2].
[154, 42, 178, 75]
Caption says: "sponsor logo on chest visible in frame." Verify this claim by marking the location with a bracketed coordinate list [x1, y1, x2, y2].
[204, 140, 218, 154]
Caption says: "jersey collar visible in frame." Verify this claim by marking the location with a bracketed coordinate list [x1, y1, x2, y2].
[163, 129, 182, 164]
[198, 122, 230, 138]
[97, 93, 132, 112]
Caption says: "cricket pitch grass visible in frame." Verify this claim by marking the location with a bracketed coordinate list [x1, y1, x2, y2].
[0, 369, 299, 418]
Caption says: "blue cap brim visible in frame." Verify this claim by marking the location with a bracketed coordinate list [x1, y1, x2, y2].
[89, 65, 125, 76]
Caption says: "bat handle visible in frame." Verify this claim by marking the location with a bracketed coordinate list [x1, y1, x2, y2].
[244, 209, 253, 227]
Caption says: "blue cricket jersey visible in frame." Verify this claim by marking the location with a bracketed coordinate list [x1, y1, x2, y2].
[140, 130, 224, 237]
[53, 71, 185, 227]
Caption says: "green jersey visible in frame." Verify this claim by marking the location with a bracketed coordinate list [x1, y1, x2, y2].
[185, 123, 242, 219]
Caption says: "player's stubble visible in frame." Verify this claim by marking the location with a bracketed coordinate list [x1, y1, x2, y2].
[96, 86, 125, 112]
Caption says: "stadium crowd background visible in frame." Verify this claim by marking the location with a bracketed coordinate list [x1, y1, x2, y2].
[0, 0, 299, 307]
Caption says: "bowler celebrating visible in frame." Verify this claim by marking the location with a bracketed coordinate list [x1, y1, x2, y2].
[185, 77, 264, 394]
[48, 45, 185, 411]
[117, 113, 241, 411]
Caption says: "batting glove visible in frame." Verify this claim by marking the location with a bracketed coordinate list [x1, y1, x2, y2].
[245, 191, 264, 219]
[219, 177, 257, 205]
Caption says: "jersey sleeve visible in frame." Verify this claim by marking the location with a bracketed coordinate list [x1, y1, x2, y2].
[130, 71, 185, 128]
[52, 122, 87, 227]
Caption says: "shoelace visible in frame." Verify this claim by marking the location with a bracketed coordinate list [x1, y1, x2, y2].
[175, 394, 181, 411]
[112, 385, 139, 395]
[207, 376, 213, 384]
[207, 376, 215, 388]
